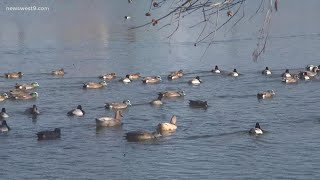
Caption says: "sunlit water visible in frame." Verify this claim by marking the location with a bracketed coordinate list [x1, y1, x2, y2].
[0, 0, 320, 179]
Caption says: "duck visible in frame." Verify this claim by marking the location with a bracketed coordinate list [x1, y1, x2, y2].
[5, 72, 23, 78]
[67, 105, 85, 116]
[128, 73, 141, 80]
[211, 65, 221, 74]
[142, 76, 162, 84]
[228, 69, 239, 77]
[150, 93, 163, 106]
[0, 108, 9, 119]
[99, 73, 116, 80]
[83, 81, 107, 89]
[189, 100, 208, 108]
[0, 93, 9, 102]
[96, 110, 123, 127]
[120, 75, 131, 83]
[160, 91, 185, 98]
[9, 88, 28, 97]
[36, 128, 61, 140]
[249, 123, 263, 135]
[306, 65, 316, 71]
[52, 68, 65, 76]
[15, 82, 39, 90]
[14, 92, 38, 100]
[167, 70, 183, 80]
[25, 105, 40, 115]
[125, 130, 161, 141]
[157, 115, 177, 132]
[188, 76, 202, 85]
[299, 72, 310, 80]
[0, 120, 11, 132]
[262, 67, 272, 75]
[105, 100, 131, 110]
[282, 75, 299, 84]
[124, 16, 131, 20]
[281, 69, 291, 78]
[304, 67, 318, 77]
[257, 90, 275, 99]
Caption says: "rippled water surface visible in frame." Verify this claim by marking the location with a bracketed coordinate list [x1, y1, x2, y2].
[1, 0, 320, 179]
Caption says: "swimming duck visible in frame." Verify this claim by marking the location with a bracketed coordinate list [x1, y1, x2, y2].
[189, 100, 208, 108]
[282, 75, 299, 84]
[25, 105, 40, 115]
[120, 75, 131, 83]
[249, 123, 263, 135]
[160, 91, 185, 98]
[281, 69, 291, 78]
[96, 110, 123, 127]
[304, 67, 318, 77]
[36, 128, 61, 140]
[52, 68, 65, 76]
[299, 72, 310, 80]
[0, 108, 9, 119]
[125, 130, 161, 141]
[188, 76, 202, 85]
[157, 115, 177, 132]
[5, 72, 23, 78]
[15, 82, 39, 90]
[14, 92, 38, 100]
[142, 76, 162, 84]
[262, 67, 272, 75]
[9, 88, 28, 97]
[229, 69, 239, 77]
[167, 70, 183, 80]
[0, 93, 9, 102]
[83, 81, 107, 89]
[150, 93, 163, 106]
[67, 105, 85, 116]
[124, 16, 131, 20]
[0, 120, 11, 132]
[105, 100, 131, 110]
[257, 90, 275, 99]
[99, 73, 116, 80]
[128, 73, 141, 80]
[211, 65, 221, 74]
[306, 65, 316, 71]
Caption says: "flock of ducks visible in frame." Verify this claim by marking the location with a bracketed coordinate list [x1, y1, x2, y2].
[0, 64, 319, 140]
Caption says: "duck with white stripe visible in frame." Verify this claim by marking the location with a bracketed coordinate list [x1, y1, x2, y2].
[120, 75, 131, 83]
[262, 67, 272, 75]
[0, 120, 11, 132]
[228, 69, 239, 77]
[249, 122, 263, 135]
[150, 93, 164, 106]
[282, 69, 291, 78]
[67, 105, 85, 117]
[0, 108, 9, 119]
[299, 72, 310, 80]
[211, 65, 221, 74]
[188, 76, 202, 85]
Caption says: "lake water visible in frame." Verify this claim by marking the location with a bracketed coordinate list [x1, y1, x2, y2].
[1, 0, 320, 179]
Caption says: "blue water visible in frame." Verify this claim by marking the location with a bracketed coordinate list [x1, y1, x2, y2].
[1, 0, 320, 179]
